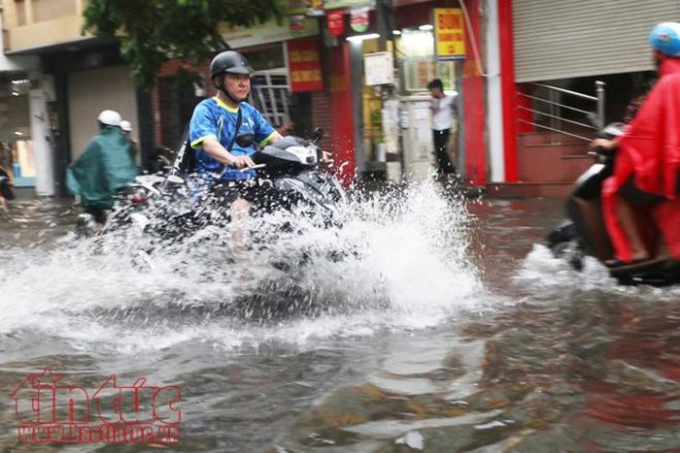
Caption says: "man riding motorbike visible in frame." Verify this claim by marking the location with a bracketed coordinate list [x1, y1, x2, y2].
[188, 51, 283, 220]
[67, 110, 139, 229]
[590, 22, 680, 268]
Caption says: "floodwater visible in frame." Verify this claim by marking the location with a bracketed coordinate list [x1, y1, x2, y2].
[1, 182, 679, 452]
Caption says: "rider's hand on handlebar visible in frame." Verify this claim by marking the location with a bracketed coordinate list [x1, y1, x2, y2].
[589, 138, 617, 154]
[231, 155, 256, 169]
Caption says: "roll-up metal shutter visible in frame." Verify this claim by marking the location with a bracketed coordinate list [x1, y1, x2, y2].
[514, 0, 680, 83]
[68, 65, 139, 160]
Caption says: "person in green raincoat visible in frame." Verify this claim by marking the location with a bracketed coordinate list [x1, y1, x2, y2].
[66, 109, 139, 228]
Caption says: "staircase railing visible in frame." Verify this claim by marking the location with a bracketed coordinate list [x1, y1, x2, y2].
[518, 81, 606, 143]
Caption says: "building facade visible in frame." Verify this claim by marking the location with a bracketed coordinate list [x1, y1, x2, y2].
[494, 0, 680, 195]
[1, 0, 142, 196]
[0, 10, 46, 194]
[2, 0, 676, 196]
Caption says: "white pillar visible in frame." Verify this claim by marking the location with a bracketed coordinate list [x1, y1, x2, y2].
[0, 15, 51, 194]
[29, 71, 54, 196]
[485, 0, 505, 182]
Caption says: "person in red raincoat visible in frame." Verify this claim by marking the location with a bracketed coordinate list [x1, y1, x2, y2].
[591, 22, 680, 267]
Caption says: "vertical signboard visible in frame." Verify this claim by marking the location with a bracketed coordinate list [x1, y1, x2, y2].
[327, 10, 345, 36]
[350, 7, 369, 32]
[287, 37, 324, 92]
[434, 8, 466, 60]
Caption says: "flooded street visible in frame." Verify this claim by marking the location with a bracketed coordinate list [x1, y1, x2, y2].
[1, 185, 679, 452]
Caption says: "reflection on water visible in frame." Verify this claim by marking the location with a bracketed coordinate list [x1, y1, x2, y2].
[1, 188, 679, 452]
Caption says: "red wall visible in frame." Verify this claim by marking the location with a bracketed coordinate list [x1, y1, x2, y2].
[461, 0, 487, 185]
[324, 42, 356, 187]
[498, 0, 518, 182]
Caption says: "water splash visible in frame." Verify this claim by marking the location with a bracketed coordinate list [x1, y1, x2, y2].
[0, 180, 485, 353]
[516, 244, 680, 300]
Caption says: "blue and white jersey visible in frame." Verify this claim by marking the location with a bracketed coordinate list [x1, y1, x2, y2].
[189, 97, 276, 182]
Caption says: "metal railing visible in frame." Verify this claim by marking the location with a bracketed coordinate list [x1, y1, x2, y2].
[251, 69, 290, 128]
[518, 81, 606, 143]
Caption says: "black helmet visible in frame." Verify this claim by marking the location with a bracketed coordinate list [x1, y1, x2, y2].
[210, 51, 253, 80]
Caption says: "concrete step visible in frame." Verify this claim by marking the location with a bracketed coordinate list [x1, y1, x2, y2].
[520, 143, 591, 156]
[520, 131, 595, 146]
[487, 182, 574, 198]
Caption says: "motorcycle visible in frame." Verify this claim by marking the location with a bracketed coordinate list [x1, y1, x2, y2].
[546, 123, 680, 286]
[72, 174, 165, 237]
[101, 128, 346, 252]
[249, 130, 347, 221]
[77, 128, 345, 237]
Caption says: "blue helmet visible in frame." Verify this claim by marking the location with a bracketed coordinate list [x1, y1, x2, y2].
[649, 22, 680, 57]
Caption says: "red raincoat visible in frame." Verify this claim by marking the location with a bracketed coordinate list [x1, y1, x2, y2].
[602, 58, 680, 261]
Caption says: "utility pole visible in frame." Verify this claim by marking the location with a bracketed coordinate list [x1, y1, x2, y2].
[376, 0, 394, 53]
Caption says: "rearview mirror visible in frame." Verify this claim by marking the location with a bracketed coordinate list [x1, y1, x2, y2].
[311, 127, 324, 143]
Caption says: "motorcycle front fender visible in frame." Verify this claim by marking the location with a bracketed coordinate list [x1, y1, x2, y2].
[272, 172, 344, 215]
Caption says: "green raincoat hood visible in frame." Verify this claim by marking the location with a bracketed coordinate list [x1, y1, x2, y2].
[66, 126, 138, 209]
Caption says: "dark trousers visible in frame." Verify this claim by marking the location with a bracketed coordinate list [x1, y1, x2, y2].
[433, 129, 454, 174]
[84, 206, 108, 224]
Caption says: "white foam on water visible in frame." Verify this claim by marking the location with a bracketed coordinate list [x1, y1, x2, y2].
[515, 243, 680, 300]
[0, 180, 489, 354]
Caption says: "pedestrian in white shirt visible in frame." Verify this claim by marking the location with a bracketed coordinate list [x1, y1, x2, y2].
[427, 78, 457, 177]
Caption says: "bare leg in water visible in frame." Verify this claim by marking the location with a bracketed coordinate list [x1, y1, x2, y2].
[612, 195, 650, 262]
[229, 198, 251, 270]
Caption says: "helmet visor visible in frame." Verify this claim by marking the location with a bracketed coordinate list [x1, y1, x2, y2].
[226, 66, 253, 75]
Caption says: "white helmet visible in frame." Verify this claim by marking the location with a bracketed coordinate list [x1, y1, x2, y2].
[120, 120, 132, 132]
[98, 109, 122, 127]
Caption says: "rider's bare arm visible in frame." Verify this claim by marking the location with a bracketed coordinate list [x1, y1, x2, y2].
[269, 131, 283, 143]
[202, 136, 254, 169]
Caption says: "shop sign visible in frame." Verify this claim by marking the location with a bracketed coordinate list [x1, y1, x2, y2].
[220, 17, 319, 49]
[287, 0, 324, 16]
[287, 0, 308, 15]
[323, 0, 373, 10]
[290, 15, 316, 36]
[349, 7, 369, 33]
[326, 10, 345, 37]
[307, 0, 325, 16]
[434, 8, 466, 60]
[287, 38, 324, 92]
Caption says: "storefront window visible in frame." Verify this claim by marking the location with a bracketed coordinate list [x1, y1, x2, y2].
[0, 73, 35, 187]
[359, 38, 385, 165]
[243, 44, 285, 71]
[396, 29, 457, 94]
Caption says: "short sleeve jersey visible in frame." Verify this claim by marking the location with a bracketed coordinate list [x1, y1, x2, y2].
[189, 97, 276, 182]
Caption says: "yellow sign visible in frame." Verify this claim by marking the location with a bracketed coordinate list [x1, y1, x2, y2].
[434, 8, 466, 60]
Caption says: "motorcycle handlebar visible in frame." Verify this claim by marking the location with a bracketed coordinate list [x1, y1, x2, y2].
[239, 164, 267, 172]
